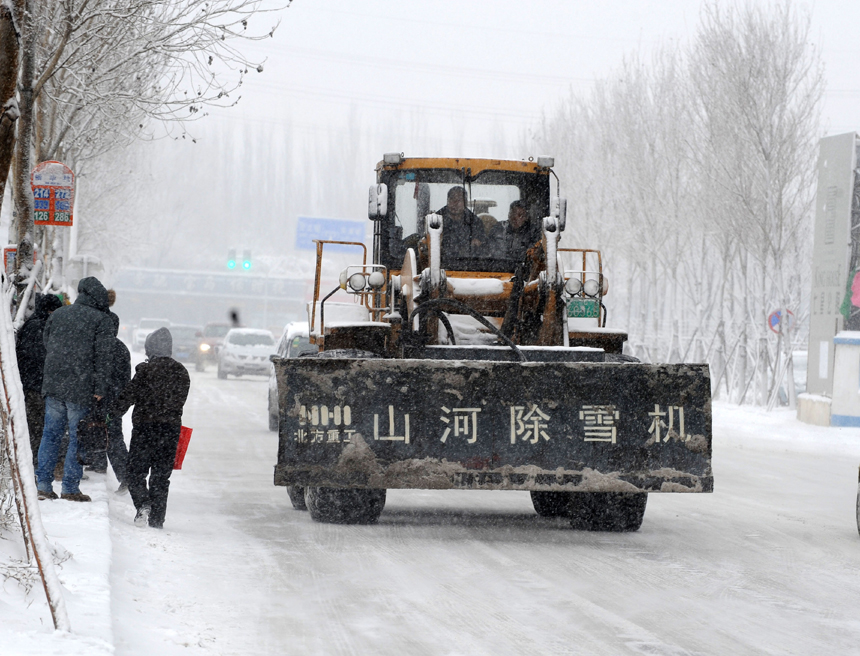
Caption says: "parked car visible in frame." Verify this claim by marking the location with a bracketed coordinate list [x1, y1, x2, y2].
[268, 322, 315, 431]
[169, 325, 203, 363]
[131, 318, 170, 352]
[195, 322, 231, 371]
[217, 328, 277, 379]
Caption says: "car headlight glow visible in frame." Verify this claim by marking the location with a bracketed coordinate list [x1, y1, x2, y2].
[199, 343, 211, 352]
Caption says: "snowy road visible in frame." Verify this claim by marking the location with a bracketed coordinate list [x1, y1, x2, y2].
[109, 367, 860, 656]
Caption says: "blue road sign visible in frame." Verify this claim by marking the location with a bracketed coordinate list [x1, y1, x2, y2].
[295, 217, 366, 252]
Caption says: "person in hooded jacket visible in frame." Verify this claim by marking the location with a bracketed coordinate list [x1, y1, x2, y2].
[35, 277, 114, 502]
[16, 293, 63, 466]
[112, 327, 190, 529]
[86, 311, 131, 490]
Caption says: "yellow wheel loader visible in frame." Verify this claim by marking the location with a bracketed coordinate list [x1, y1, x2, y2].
[273, 154, 712, 529]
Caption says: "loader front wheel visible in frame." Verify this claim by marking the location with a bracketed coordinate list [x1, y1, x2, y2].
[569, 492, 647, 532]
[530, 491, 573, 517]
[304, 487, 386, 524]
[287, 485, 307, 511]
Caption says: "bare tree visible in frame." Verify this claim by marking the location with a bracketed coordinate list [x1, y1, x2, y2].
[690, 1, 822, 405]
[530, 0, 823, 406]
[5, 0, 284, 278]
[0, 0, 20, 209]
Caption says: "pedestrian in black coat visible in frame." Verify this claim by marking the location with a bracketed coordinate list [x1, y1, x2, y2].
[87, 311, 132, 488]
[111, 327, 191, 529]
[16, 293, 62, 465]
[36, 277, 114, 502]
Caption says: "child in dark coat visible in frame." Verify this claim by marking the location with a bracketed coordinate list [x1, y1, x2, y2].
[112, 327, 190, 529]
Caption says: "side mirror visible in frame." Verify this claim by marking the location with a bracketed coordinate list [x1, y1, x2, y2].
[269, 354, 279, 362]
[552, 197, 567, 232]
[368, 183, 388, 220]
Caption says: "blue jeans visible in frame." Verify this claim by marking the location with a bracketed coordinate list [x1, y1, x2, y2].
[36, 397, 90, 495]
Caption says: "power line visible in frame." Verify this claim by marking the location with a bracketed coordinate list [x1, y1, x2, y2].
[228, 81, 544, 128]
[297, 5, 650, 47]
[242, 44, 594, 87]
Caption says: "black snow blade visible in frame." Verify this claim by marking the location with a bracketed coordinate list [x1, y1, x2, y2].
[274, 358, 712, 494]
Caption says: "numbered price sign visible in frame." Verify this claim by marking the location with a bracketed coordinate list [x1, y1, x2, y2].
[30, 161, 74, 226]
[3, 247, 37, 275]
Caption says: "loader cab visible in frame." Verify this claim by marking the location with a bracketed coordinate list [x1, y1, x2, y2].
[373, 158, 552, 274]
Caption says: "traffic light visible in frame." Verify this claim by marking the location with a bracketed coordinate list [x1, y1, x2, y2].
[227, 249, 237, 269]
[242, 250, 251, 270]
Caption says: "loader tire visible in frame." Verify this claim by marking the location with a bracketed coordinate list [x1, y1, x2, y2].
[304, 487, 386, 524]
[287, 485, 307, 511]
[530, 491, 573, 517]
[569, 492, 647, 532]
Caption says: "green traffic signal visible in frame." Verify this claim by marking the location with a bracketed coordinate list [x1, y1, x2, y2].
[227, 260, 236, 269]
[242, 250, 251, 270]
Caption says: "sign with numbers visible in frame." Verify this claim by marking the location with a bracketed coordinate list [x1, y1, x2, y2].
[31, 161, 75, 226]
[3, 246, 37, 274]
[568, 298, 600, 318]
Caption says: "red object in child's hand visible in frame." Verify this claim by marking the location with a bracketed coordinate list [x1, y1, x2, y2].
[174, 426, 192, 470]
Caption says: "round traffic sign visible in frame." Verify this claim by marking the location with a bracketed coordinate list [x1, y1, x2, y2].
[767, 309, 795, 333]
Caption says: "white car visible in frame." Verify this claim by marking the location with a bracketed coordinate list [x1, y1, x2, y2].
[131, 318, 171, 352]
[217, 328, 277, 379]
[268, 322, 315, 431]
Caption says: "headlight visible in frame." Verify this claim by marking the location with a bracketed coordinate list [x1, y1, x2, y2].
[367, 271, 385, 289]
[348, 272, 367, 292]
[199, 343, 210, 352]
[564, 277, 582, 295]
[583, 279, 600, 297]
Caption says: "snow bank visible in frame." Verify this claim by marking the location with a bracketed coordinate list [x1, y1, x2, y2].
[0, 477, 114, 654]
[714, 402, 860, 456]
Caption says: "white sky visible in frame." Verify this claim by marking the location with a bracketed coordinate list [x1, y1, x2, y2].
[125, 0, 860, 271]
[203, 0, 860, 152]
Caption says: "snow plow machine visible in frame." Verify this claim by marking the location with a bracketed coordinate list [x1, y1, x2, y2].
[273, 154, 712, 530]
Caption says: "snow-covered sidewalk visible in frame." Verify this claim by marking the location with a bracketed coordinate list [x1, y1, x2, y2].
[0, 472, 115, 655]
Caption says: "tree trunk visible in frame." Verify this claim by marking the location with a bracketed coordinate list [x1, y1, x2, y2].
[13, 0, 34, 276]
[0, 2, 20, 215]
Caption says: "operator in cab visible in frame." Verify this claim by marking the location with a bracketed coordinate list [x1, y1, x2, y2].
[492, 199, 542, 263]
[437, 186, 486, 263]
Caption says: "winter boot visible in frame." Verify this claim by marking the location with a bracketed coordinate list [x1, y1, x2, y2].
[134, 504, 151, 527]
[61, 492, 92, 502]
